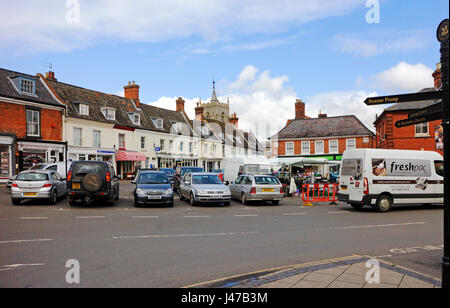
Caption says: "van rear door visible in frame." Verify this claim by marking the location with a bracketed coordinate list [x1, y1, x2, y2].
[340, 158, 364, 202]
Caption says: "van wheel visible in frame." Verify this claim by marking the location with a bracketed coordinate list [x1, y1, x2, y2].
[376, 195, 393, 212]
[350, 203, 364, 210]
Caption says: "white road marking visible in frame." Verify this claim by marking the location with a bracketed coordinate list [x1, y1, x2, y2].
[282, 213, 307, 216]
[111, 231, 259, 240]
[20, 217, 49, 220]
[316, 221, 427, 231]
[131, 216, 159, 218]
[233, 214, 259, 217]
[328, 211, 349, 214]
[0, 239, 53, 244]
[76, 216, 106, 219]
[0, 263, 46, 272]
[184, 215, 210, 218]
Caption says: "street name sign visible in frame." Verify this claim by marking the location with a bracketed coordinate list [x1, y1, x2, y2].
[364, 91, 443, 106]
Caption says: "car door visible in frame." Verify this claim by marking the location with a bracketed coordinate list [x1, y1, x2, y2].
[181, 174, 190, 198]
[50, 172, 60, 197]
[54, 172, 66, 197]
[229, 176, 241, 198]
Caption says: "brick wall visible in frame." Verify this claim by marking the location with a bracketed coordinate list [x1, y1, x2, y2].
[375, 110, 443, 156]
[274, 135, 372, 157]
[0, 100, 63, 141]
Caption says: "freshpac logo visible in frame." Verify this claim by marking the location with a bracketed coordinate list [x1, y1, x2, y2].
[387, 159, 431, 177]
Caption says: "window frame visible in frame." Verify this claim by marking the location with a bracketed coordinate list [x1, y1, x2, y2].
[79, 104, 89, 116]
[26, 109, 40, 137]
[92, 130, 101, 148]
[301, 141, 310, 155]
[315, 140, 325, 154]
[102, 108, 116, 121]
[329, 140, 339, 154]
[285, 142, 294, 155]
[73, 127, 82, 146]
[346, 138, 356, 150]
[415, 122, 429, 137]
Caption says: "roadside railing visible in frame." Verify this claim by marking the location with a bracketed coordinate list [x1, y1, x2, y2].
[301, 183, 339, 206]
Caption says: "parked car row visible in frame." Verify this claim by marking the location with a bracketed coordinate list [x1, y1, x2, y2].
[8, 161, 285, 207]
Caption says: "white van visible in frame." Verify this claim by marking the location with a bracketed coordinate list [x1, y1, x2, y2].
[338, 149, 444, 212]
[222, 155, 273, 183]
[28, 161, 71, 178]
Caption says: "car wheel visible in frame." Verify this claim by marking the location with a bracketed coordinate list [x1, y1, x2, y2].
[168, 200, 174, 207]
[134, 198, 140, 208]
[350, 203, 364, 210]
[241, 193, 248, 205]
[11, 198, 21, 206]
[376, 195, 393, 213]
[272, 200, 280, 206]
[49, 190, 57, 205]
[190, 193, 197, 206]
[115, 190, 119, 201]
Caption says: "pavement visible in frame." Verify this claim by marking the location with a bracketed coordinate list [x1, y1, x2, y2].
[0, 181, 445, 288]
[184, 255, 441, 288]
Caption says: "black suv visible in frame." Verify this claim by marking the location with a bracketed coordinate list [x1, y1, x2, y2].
[66, 161, 120, 206]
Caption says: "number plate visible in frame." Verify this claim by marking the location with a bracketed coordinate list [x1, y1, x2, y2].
[262, 188, 275, 192]
[210, 195, 222, 199]
[72, 183, 81, 189]
[148, 195, 162, 200]
[24, 193, 37, 196]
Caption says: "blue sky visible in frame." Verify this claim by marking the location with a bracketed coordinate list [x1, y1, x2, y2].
[0, 0, 448, 138]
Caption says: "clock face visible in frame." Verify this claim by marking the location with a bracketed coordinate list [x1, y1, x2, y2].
[437, 19, 449, 43]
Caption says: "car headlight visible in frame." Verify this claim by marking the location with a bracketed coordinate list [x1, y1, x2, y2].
[197, 190, 208, 195]
[136, 188, 145, 195]
[165, 188, 173, 195]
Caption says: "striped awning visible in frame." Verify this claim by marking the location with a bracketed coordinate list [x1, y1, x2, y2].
[116, 151, 146, 162]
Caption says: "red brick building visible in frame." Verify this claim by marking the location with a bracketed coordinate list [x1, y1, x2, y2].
[0, 68, 66, 181]
[373, 63, 443, 156]
[270, 99, 374, 161]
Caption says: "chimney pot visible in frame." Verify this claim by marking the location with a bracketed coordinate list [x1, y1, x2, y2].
[124, 81, 140, 108]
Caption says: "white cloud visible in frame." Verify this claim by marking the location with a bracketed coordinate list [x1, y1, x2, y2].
[0, 0, 362, 53]
[369, 62, 434, 93]
[332, 30, 432, 57]
[147, 66, 382, 140]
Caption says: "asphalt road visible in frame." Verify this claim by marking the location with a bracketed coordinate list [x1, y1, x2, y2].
[0, 182, 444, 288]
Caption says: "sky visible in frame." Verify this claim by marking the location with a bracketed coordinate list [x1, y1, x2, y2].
[0, 0, 448, 140]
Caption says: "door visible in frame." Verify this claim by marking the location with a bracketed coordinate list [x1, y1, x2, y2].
[230, 176, 242, 198]
[241, 176, 252, 199]
[181, 174, 191, 198]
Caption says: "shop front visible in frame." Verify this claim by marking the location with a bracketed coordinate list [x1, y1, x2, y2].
[116, 150, 146, 180]
[68, 147, 116, 164]
[0, 134, 15, 183]
[17, 140, 67, 171]
[157, 154, 199, 169]
[202, 160, 221, 172]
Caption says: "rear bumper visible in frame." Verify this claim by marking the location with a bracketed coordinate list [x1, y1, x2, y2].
[338, 193, 373, 205]
[67, 190, 114, 200]
[246, 194, 284, 201]
[11, 191, 52, 199]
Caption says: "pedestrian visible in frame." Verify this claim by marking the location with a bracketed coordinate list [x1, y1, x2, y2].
[289, 176, 297, 197]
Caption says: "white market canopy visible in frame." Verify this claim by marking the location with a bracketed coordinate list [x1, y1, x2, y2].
[269, 157, 341, 169]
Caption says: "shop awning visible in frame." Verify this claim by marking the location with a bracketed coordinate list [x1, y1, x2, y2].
[116, 151, 146, 162]
[270, 157, 340, 168]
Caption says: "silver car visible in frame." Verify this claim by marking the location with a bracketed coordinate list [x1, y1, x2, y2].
[229, 174, 283, 205]
[10, 170, 66, 205]
[179, 172, 231, 206]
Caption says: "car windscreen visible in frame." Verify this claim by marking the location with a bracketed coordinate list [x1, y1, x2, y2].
[160, 168, 175, 175]
[181, 167, 204, 176]
[138, 173, 169, 184]
[16, 173, 49, 181]
[29, 164, 46, 170]
[255, 176, 280, 185]
[192, 175, 221, 185]
[72, 163, 104, 176]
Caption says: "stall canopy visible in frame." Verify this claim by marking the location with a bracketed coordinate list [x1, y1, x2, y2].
[269, 157, 341, 168]
[116, 151, 146, 162]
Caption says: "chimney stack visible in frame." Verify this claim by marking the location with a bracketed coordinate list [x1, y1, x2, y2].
[176, 97, 185, 112]
[195, 103, 205, 122]
[295, 99, 306, 119]
[318, 112, 327, 119]
[229, 112, 239, 128]
[124, 81, 140, 108]
[433, 62, 442, 90]
[45, 71, 57, 81]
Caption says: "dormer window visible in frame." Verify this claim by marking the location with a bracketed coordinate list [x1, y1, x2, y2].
[128, 112, 140, 125]
[152, 117, 164, 130]
[202, 126, 210, 136]
[102, 108, 115, 121]
[79, 104, 89, 116]
[10, 76, 36, 96]
[171, 122, 183, 134]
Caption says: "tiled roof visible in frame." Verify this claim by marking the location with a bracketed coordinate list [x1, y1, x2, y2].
[0, 68, 64, 107]
[45, 78, 192, 136]
[271, 115, 374, 140]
